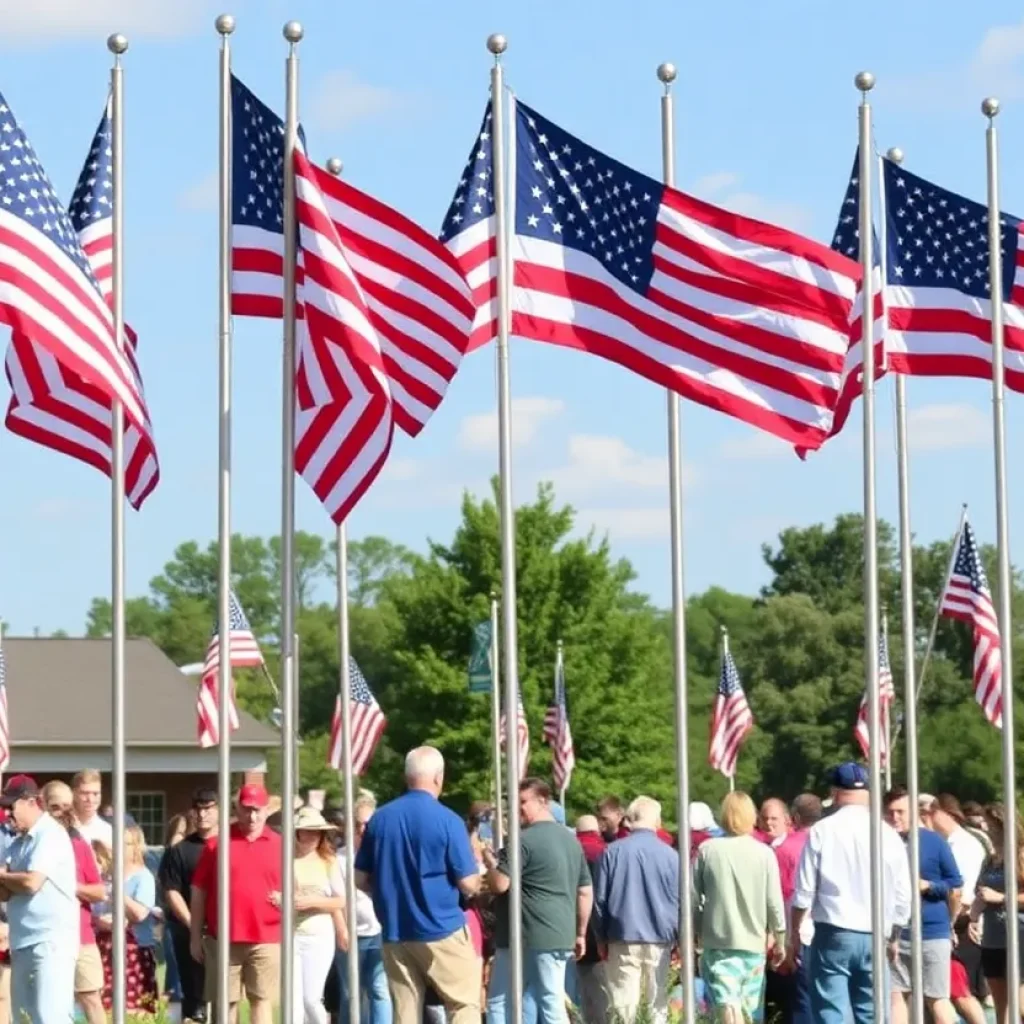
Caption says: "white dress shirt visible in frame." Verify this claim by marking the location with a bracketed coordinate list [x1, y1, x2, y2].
[792, 803, 911, 934]
[946, 825, 986, 907]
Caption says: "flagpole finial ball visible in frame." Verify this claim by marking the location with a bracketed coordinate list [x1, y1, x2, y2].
[215, 14, 236, 35]
[107, 33, 129, 54]
[283, 21, 303, 43]
[854, 71, 875, 92]
[656, 63, 677, 84]
[982, 97, 1000, 118]
[326, 157, 343, 176]
[886, 147, 904, 165]
[486, 33, 508, 56]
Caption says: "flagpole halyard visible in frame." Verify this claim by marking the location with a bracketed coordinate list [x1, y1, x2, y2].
[107, 31, 129, 1024]
[215, 14, 236, 1018]
[983, 95, 1020, 1022]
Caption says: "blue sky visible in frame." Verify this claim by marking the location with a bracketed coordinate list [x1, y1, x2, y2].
[3, 0, 1024, 636]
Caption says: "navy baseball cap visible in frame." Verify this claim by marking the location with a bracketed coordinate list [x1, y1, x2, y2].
[828, 762, 869, 790]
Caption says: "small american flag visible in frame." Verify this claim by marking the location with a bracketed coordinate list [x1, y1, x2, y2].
[442, 101, 860, 449]
[543, 646, 575, 794]
[328, 657, 386, 775]
[501, 694, 530, 782]
[0, 631, 9, 771]
[854, 629, 896, 761]
[709, 647, 753, 779]
[0, 91, 149, 441]
[197, 592, 264, 748]
[5, 100, 159, 509]
[940, 518, 1002, 727]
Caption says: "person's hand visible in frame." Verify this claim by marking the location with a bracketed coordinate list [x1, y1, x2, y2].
[267, 890, 282, 909]
[597, 942, 608, 961]
[482, 847, 498, 870]
[768, 944, 786, 970]
[294, 894, 313, 912]
[574, 935, 586, 961]
[886, 939, 899, 964]
[979, 886, 1003, 906]
[968, 920, 982, 945]
[918, 880, 931, 894]
[190, 937, 204, 964]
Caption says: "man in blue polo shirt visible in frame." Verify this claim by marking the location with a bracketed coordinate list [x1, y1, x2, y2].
[355, 746, 481, 1024]
[0, 774, 79, 1023]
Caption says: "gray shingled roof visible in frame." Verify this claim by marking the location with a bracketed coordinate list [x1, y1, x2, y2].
[2, 637, 278, 747]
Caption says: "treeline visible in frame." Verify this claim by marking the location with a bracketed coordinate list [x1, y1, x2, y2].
[84, 483, 1019, 820]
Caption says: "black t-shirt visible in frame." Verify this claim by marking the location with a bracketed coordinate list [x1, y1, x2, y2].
[158, 832, 209, 927]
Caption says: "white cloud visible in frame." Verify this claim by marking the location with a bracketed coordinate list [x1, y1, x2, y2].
[3, 0, 206, 42]
[907, 403, 989, 451]
[457, 397, 565, 453]
[379, 457, 424, 483]
[309, 71, 408, 131]
[177, 171, 217, 212]
[576, 506, 668, 542]
[550, 434, 671, 496]
[688, 171, 812, 232]
[717, 432, 791, 461]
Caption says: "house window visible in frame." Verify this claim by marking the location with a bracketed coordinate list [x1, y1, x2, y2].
[127, 791, 166, 847]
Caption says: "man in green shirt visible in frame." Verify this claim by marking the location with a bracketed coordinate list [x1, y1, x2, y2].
[483, 777, 593, 1024]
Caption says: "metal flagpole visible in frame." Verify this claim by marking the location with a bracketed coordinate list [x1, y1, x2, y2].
[215, 15, 236, 1019]
[982, 95, 1020, 1021]
[325, 152, 362, 1024]
[486, 31, 524, 1023]
[881, 608, 892, 791]
[489, 592, 504, 849]
[884, 143, 925, 1024]
[854, 71, 886, 1024]
[280, 19, 303, 1022]
[656, 61, 695, 1022]
[107, 32, 129, 1024]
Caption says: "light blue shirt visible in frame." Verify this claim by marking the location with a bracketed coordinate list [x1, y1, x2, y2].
[126, 869, 157, 947]
[6, 813, 78, 950]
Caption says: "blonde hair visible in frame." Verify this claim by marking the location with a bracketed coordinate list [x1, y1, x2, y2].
[41, 780, 73, 809]
[94, 840, 112, 877]
[720, 791, 758, 836]
[72, 769, 102, 789]
[355, 788, 377, 811]
[125, 825, 147, 866]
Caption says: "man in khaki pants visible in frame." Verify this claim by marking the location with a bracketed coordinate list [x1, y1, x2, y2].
[355, 747, 481, 1024]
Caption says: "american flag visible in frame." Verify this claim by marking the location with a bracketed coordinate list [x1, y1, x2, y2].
[543, 646, 575, 794]
[0, 631, 9, 771]
[5, 101, 159, 508]
[0, 91, 149, 440]
[939, 518, 1002, 727]
[501, 693, 530, 781]
[441, 101, 861, 449]
[197, 592, 264, 748]
[328, 656, 386, 775]
[708, 647, 753, 779]
[854, 629, 896, 762]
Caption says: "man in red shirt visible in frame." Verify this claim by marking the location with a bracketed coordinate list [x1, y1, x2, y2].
[190, 783, 281, 1024]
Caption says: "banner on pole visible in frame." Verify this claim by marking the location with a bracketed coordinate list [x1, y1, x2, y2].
[468, 621, 493, 693]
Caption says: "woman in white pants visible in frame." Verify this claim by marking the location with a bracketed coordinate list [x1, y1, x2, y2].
[291, 807, 349, 1023]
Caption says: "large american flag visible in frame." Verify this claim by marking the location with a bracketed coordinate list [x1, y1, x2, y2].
[939, 518, 1002, 727]
[709, 647, 753, 779]
[5, 101, 159, 508]
[543, 646, 575, 794]
[0, 91, 149, 440]
[854, 629, 896, 762]
[328, 657, 386, 775]
[197, 592, 264, 748]
[0, 631, 9, 771]
[442, 101, 861, 449]
[501, 693, 530, 781]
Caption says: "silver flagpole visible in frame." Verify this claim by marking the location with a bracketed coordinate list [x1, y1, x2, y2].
[325, 152, 362, 1024]
[982, 96, 1020, 1020]
[880, 608, 892, 791]
[854, 71, 885, 1024]
[885, 144, 924, 1024]
[490, 592, 504, 849]
[657, 61, 695, 1022]
[107, 32, 129, 1024]
[486, 31, 524, 1023]
[280, 19, 303, 1022]
[215, 15, 236, 1019]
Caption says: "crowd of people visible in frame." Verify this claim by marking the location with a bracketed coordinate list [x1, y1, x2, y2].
[0, 753, 1016, 1023]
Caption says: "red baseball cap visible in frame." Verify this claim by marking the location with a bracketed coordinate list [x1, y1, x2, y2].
[238, 783, 269, 809]
[0, 775, 38, 808]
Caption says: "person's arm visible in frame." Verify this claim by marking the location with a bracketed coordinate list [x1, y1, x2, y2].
[788, 830, 820, 958]
[158, 846, 190, 928]
[691, 847, 706, 937]
[125, 870, 155, 926]
[77, 846, 105, 905]
[890, 834, 912, 930]
[3, 829, 64, 895]
[297, 864, 345, 914]
[592, 852, 608, 943]
[482, 845, 509, 895]
[354, 824, 374, 894]
[447, 816, 483, 897]
[765, 852, 787, 949]
[189, 844, 213, 963]
[575, 884, 593, 960]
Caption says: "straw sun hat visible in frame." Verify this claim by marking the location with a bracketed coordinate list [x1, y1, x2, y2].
[295, 806, 337, 832]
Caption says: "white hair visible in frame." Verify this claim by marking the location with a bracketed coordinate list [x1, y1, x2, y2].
[405, 746, 445, 781]
[627, 796, 662, 829]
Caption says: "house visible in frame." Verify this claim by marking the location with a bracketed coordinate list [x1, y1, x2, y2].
[2, 637, 279, 843]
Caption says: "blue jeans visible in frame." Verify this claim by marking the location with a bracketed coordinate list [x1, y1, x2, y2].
[809, 924, 881, 1024]
[162, 925, 182, 1001]
[487, 948, 571, 1024]
[790, 944, 813, 1024]
[11, 939, 76, 1023]
[335, 933, 392, 1024]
